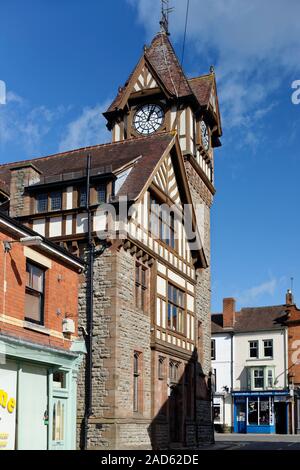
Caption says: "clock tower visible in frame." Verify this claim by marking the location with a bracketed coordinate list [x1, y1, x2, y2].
[104, 28, 222, 394]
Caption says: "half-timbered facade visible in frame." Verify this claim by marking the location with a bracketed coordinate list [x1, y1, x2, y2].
[0, 29, 222, 449]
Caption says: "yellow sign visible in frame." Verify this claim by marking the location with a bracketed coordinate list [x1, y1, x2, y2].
[0, 390, 16, 414]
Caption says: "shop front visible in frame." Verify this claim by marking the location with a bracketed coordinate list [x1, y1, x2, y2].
[0, 334, 84, 450]
[233, 391, 290, 434]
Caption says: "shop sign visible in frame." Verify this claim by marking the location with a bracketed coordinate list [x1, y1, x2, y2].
[0, 367, 17, 450]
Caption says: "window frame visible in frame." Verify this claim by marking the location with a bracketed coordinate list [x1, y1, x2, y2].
[133, 351, 142, 413]
[263, 339, 273, 358]
[167, 283, 185, 334]
[211, 339, 216, 360]
[25, 261, 45, 325]
[135, 262, 148, 312]
[249, 340, 259, 359]
[149, 195, 176, 249]
[36, 190, 62, 213]
[96, 184, 107, 204]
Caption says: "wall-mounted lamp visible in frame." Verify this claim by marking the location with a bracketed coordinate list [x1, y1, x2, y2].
[3, 236, 43, 253]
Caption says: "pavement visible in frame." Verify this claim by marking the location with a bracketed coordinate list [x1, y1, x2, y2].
[201, 433, 300, 450]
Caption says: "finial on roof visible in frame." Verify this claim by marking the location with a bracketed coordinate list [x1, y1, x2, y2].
[210, 65, 215, 74]
[160, 0, 174, 36]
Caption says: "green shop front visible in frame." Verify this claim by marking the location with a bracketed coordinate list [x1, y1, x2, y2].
[0, 334, 85, 450]
[233, 390, 290, 434]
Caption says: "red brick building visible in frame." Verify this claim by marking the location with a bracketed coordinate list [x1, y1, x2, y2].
[0, 212, 84, 450]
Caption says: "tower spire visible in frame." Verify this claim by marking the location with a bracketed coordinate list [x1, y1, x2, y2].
[160, 0, 174, 35]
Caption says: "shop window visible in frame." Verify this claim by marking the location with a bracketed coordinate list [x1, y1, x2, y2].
[211, 339, 216, 360]
[167, 284, 184, 334]
[135, 263, 148, 311]
[249, 340, 259, 358]
[248, 399, 259, 425]
[25, 261, 45, 324]
[50, 191, 62, 211]
[263, 339, 273, 358]
[213, 403, 221, 423]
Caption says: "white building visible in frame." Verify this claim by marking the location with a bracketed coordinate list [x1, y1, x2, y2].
[212, 298, 290, 434]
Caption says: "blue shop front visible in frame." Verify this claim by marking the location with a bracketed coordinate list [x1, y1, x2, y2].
[233, 391, 290, 434]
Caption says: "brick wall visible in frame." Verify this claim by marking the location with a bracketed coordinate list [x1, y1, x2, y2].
[0, 229, 80, 350]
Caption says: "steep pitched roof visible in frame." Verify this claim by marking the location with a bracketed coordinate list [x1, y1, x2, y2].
[145, 32, 192, 98]
[188, 75, 214, 107]
[0, 133, 175, 200]
[212, 305, 288, 334]
[106, 32, 193, 114]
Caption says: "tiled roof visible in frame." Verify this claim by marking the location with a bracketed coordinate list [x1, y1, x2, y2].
[0, 132, 175, 200]
[106, 32, 193, 114]
[188, 75, 214, 107]
[211, 306, 288, 334]
[145, 33, 192, 98]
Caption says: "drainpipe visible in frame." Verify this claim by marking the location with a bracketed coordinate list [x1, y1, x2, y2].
[83, 154, 94, 450]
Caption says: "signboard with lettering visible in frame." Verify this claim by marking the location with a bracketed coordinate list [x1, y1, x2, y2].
[0, 363, 17, 450]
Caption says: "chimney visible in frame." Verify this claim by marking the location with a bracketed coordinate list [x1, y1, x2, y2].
[223, 298, 236, 328]
[286, 289, 294, 306]
[9, 164, 41, 218]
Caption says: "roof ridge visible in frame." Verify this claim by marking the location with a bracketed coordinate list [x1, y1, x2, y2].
[0, 132, 174, 169]
[188, 74, 213, 82]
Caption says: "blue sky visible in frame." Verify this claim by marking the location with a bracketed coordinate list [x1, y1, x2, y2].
[1, 0, 300, 312]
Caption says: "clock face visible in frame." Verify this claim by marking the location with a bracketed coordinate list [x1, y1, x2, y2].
[133, 104, 164, 135]
[201, 120, 209, 151]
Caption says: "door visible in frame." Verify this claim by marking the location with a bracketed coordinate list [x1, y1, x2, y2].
[235, 402, 247, 433]
[17, 363, 48, 450]
[275, 402, 287, 434]
[169, 385, 182, 443]
[51, 398, 67, 450]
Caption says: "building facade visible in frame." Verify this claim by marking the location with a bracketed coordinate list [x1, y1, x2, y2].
[0, 212, 84, 450]
[212, 298, 291, 435]
[0, 28, 222, 449]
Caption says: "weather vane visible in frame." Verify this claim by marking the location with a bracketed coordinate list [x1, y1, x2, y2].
[160, 0, 174, 35]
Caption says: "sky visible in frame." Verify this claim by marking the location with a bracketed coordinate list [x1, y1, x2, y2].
[0, 0, 300, 312]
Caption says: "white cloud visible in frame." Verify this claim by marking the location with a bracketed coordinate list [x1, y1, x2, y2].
[59, 102, 111, 152]
[127, 0, 300, 146]
[0, 92, 67, 155]
[235, 278, 279, 306]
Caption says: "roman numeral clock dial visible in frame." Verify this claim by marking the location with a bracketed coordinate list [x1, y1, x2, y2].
[133, 104, 164, 135]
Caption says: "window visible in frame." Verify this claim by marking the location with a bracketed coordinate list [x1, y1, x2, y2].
[135, 263, 148, 311]
[150, 196, 175, 249]
[52, 399, 65, 442]
[37, 193, 48, 213]
[50, 191, 62, 211]
[53, 371, 66, 389]
[96, 184, 106, 204]
[158, 356, 165, 380]
[249, 340, 259, 358]
[212, 369, 217, 393]
[169, 361, 179, 383]
[167, 284, 184, 333]
[213, 403, 221, 423]
[79, 187, 87, 207]
[248, 397, 271, 426]
[263, 339, 273, 358]
[25, 262, 45, 324]
[267, 369, 274, 388]
[211, 339, 216, 360]
[248, 399, 259, 425]
[253, 368, 264, 389]
[133, 352, 141, 413]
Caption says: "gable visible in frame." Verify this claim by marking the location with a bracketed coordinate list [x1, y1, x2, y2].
[133, 65, 159, 92]
[153, 154, 180, 205]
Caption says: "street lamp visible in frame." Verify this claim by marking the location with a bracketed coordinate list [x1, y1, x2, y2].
[3, 236, 43, 252]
